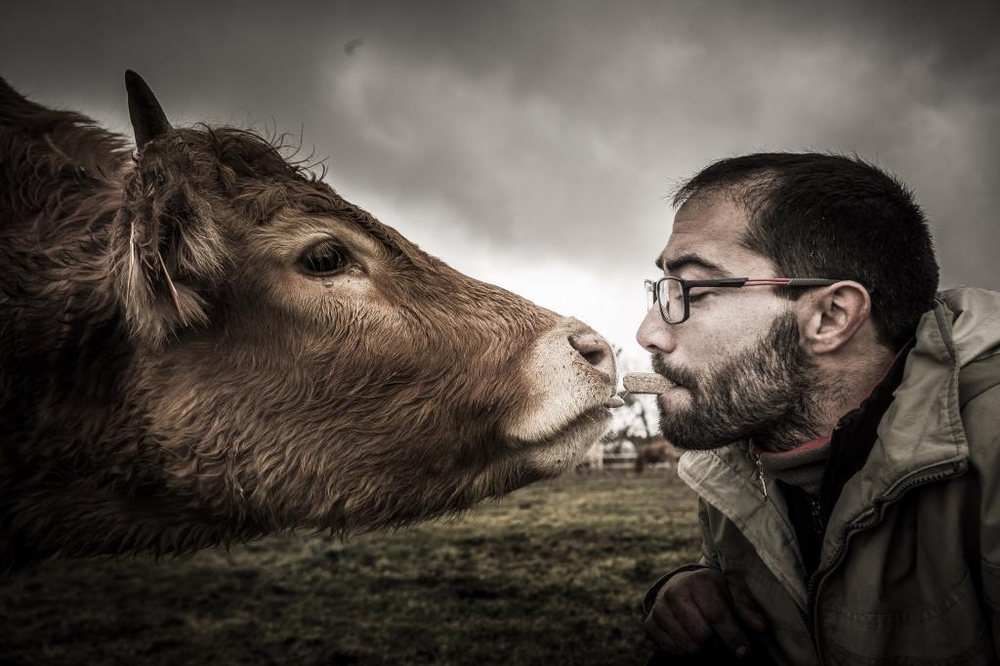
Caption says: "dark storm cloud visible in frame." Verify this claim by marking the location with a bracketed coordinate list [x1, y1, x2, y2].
[3, 0, 998, 347]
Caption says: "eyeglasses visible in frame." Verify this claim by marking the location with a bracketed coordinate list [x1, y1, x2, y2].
[645, 276, 842, 324]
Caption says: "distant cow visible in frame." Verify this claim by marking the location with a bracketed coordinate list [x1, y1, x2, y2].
[0, 71, 618, 569]
[634, 440, 677, 473]
[576, 441, 605, 472]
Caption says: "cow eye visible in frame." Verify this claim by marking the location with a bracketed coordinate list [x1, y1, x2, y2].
[299, 241, 349, 276]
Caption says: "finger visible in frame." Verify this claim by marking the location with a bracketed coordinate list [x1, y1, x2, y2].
[669, 591, 717, 646]
[691, 592, 752, 657]
[647, 601, 702, 654]
[642, 614, 685, 656]
[730, 585, 769, 633]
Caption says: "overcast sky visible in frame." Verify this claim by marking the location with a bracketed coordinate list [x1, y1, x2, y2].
[4, 0, 998, 371]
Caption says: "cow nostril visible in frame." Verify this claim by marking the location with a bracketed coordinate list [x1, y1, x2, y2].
[582, 348, 607, 367]
[568, 331, 614, 378]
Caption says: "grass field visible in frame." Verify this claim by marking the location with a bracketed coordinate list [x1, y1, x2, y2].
[0, 469, 701, 665]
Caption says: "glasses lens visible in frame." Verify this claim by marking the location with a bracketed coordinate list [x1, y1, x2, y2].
[661, 278, 683, 323]
[647, 278, 687, 323]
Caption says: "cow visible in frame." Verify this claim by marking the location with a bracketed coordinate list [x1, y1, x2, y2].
[634, 440, 677, 473]
[575, 441, 605, 472]
[0, 71, 619, 570]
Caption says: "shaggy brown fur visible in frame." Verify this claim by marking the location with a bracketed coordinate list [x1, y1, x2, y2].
[0, 72, 615, 570]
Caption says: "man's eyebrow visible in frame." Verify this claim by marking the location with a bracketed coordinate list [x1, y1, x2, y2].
[655, 253, 726, 275]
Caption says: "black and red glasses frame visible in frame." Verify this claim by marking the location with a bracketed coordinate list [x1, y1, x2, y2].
[645, 276, 844, 324]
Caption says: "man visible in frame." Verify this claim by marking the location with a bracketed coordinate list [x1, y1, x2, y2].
[637, 152, 1000, 664]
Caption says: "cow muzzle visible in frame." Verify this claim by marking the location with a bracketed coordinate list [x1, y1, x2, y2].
[503, 318, 618, 452]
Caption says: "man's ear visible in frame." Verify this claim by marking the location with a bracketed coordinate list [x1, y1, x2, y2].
[798, 282, 872, 355]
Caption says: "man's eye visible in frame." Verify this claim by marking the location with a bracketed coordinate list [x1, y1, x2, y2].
[688, 290, 713, 303]
[299, 241, 350, 275]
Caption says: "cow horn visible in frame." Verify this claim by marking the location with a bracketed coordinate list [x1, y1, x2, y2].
[125, 70, 171, 148]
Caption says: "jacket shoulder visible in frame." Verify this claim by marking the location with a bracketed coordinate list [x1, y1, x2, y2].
[961, 352, 1000, 408]
[960, 353, 1000, 485]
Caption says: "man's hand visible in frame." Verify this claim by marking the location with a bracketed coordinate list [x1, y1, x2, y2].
[643, 568, 768, 657]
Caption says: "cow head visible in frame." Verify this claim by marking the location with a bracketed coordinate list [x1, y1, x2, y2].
[98, 71, 616, 544]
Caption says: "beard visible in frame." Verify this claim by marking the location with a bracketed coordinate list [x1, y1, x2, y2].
[654, 310, 827, 452]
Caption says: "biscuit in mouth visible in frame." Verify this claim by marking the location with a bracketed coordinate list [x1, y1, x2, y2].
[622, 372, 676, 394]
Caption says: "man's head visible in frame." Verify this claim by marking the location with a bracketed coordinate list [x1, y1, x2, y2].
[637, 152, 939, 451]
[673, 152, 939, 350]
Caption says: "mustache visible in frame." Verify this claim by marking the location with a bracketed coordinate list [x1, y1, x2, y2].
[650, 355, 700, 391]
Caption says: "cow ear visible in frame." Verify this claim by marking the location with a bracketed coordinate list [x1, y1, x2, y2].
[125, 70, 171, 148]
[110, 174, 230, 348]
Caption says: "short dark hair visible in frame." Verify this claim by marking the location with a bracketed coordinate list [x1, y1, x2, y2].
[673, 152, 939, 350]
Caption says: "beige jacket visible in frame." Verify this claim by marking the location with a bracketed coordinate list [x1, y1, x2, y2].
[650, 288, 1000, 664]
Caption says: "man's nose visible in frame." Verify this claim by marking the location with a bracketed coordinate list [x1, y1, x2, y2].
[636, 306, 676, 354]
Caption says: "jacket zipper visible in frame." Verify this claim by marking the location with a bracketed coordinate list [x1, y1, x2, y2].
[809, 496, 823, 535]
[753, 451, 768, 500]
[804, 462, 962, 664]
